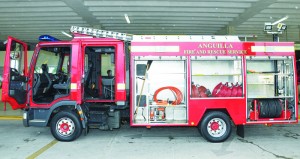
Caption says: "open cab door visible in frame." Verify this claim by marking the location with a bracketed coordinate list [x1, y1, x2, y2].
[1, 36, 28, 109]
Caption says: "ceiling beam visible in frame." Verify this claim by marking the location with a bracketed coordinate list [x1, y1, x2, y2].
[102, 24, 225, 27]
[89, 7, 245, 13]
[0, 1, 66, 7]
[93, 12, 238, 18]
[217, 0, 277, 34]
[96, 17, 234, 21]
[0, 12, 77, 17]
[99, 20, 229, 25]
[62, 0, 100, 28]
[85, 1, 252, 8]
[228, 0, 277, 26]
[0, 7, 73, 12]
[0, 21, 86, 25]
[0, 17, 83, 21]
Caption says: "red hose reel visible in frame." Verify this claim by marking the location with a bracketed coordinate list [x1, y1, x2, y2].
[153, 86, 183, 105]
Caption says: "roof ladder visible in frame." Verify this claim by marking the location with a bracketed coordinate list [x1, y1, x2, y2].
[70, 26, 133, 41]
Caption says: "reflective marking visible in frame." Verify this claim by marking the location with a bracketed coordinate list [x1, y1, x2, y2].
[132, 35, 240, 42]
[116, 101, 125, 105]
[71, 83, 77, 90]
[131, 46, 179, 52]
[117, 83, 126, 90]
[26, 140, 58, 159]
[23, 112, 27, 120]
[251, 46, 294, 52]
[0, 116, 22, 120]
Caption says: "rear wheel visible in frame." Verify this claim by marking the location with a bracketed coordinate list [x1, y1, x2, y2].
[50, 111, 82, 141]
[199, 111, 232, 142]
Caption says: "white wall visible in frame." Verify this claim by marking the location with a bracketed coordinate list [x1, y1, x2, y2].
[0, 51, 5, 67]
[0, 51, 34, 67]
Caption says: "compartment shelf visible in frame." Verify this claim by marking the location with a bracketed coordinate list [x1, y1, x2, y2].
[135, 119, 188, 124]
[248, 83, 274, 85]
[149, 72, 186, 74]
[247, 96, 294, 99]
[192, 74, 241, 76]
[149, 104, 186, 107]
[247, 73, 292, 76]
[149, 120, 187, 123]
[148, 105, 187, 124]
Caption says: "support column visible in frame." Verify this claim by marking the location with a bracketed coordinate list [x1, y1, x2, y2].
[227, 26, 235, 35]
[273, 34, 279, 42]
[217, 26, 235, 35]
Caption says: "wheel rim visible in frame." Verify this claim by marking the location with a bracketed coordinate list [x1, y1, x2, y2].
[207, 117, 227, 138]
[56, 117, 75, 137]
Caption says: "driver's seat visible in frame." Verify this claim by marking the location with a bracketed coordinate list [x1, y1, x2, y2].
[33, 64, 53, 101]
[41, 64, 52, 94]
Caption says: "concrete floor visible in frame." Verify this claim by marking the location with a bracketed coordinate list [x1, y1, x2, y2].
[0, 102, 299, 159]
[0, 120, 299, 159]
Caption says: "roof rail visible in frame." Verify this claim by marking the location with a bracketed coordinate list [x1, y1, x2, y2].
[70, 26, 133, 41]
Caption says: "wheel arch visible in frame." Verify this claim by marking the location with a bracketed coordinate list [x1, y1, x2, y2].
[197, 108, 233, 126]
[45, 101, 85, 128]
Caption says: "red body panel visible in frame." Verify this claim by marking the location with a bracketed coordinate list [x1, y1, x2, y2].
[189, 98, 246, 125]
[130, 42, 295, 56]
[1, 37, 28, 110]
[130, 41, 298, 126]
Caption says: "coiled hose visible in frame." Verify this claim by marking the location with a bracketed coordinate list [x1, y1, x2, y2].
[153, 86, 183, 105]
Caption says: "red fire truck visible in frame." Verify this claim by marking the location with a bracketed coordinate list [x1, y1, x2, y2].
[1, 26, 298, 142]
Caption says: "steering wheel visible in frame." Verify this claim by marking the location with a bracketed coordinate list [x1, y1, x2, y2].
[10, 68, 20, 76]
[56, 71, 67, 83]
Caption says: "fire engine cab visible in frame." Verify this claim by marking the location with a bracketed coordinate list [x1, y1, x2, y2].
[1, 26, 298, 142]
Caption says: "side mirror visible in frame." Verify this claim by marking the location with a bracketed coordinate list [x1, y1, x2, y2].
[0, 75, 2, 89]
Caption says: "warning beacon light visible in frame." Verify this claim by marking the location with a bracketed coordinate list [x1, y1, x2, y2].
[39, 35, 60, 42]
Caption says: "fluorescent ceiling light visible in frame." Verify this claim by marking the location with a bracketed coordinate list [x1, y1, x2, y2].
[124, 14, 131, 24]
[61, 31, 72, 38]
[271, 16, 288, 25]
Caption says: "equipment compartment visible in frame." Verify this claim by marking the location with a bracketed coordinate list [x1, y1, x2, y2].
[133, 56, 187, 124]
[246, 56, 296, 121]
[190, 56, 243, 98]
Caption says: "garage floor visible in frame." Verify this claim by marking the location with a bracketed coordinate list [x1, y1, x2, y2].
[0, 102, 299, 159]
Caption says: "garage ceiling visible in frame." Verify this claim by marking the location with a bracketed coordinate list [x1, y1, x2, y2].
[0, 0, 300, 45]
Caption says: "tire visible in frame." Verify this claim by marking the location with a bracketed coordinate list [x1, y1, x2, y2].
[50, 111, 82, 142]
[199, 111, 232, 143]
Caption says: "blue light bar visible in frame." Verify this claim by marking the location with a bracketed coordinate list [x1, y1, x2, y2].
[39, 35, 60, 41]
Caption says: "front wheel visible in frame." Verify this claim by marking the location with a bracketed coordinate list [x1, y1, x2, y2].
[199, 111, 232, 142]
[50, 111, 82, 142]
